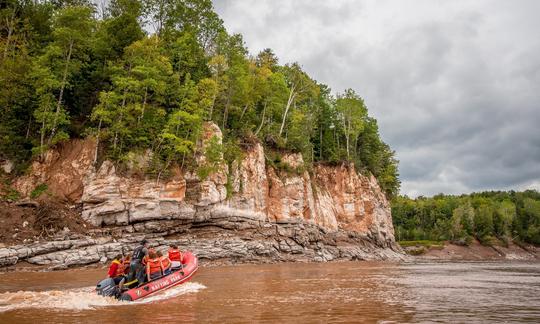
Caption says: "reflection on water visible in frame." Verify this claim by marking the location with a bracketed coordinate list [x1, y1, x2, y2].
[0, 261, 538, 323]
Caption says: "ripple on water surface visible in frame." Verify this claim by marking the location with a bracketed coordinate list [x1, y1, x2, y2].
[0, 261, 539, 323]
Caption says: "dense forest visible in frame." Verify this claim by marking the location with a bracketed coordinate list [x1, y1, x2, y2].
[0, 0, 400, 197]
[392, 190, 540, 245]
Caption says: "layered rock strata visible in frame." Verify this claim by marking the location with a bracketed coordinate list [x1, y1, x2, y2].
[3, 123, 402, 269]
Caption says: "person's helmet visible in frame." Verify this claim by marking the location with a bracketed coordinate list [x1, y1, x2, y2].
[141, 239, 148, 245]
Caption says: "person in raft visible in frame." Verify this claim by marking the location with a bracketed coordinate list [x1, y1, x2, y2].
[146, 250, 163, 281]
[168, 244, 183, 269]
[107, 254, 125, 285]
[121, 254, 131, 275]
[126, 239, 149, 284]
[157, 250, 172, 275]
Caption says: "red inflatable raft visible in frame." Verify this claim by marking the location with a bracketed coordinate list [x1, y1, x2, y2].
[119, 251, 198, 301]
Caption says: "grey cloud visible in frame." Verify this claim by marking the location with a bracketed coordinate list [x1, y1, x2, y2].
[214, 0, 540, 196]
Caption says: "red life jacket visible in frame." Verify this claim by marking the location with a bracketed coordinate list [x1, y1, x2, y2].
[146, 258, 161, 276]
[116, 260, 127, 277]
[168, 248, 182, 262]
[108, 259, 122, 278]
[160, 256, 171, 271]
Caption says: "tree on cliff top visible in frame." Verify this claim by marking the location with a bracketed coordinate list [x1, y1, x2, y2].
[91, 36, 175, 158]
[0, 0, 400, 199]
[32, 5, 94, 159]
[335, 89, 366, 161]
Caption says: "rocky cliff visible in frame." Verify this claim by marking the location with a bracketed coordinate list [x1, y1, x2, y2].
[1, 123, 402, 269]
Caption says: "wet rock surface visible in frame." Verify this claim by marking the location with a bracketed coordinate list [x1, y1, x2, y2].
[0, 220, 403, 269]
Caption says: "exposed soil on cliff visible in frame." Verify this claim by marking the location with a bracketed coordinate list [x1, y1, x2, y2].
[13, 138, 96, 202]
[0, 200, 92, 246]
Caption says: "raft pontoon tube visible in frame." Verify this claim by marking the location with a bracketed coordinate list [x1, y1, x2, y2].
[96, 251, 198, 302]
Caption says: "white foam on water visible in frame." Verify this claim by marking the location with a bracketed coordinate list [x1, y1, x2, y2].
[132, 282, 206, 305]
[0, 282, 206, 312]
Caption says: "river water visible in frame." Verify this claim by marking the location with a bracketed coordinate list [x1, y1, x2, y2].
[0, 261, 539, 323]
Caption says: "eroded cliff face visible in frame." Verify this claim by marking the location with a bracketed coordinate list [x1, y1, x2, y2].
[2, 123, 401, 269]
[14, 139, 96, 201]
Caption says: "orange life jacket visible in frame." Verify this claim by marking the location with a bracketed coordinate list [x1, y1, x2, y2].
[121, 259, 131, 275]
[146, 257, 162, 276]
[168, 248, 182, 262]
[160, 256, 171, 271]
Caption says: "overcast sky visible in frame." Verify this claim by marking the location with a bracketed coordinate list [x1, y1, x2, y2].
[213, 0, 540, 197]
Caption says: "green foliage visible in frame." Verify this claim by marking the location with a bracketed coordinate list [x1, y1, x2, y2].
[335, 89, 365, 159]
[32, 5, 94, 158]
[1, 181, 21, 202]
[94, 1, 145, 61]
[264, 150, 305, 176]
[1, 0, 399, 198]
[167, 31, 209, 81]
[398, 240, 444, 248]
[494, 200, 515, 237]
[450, 201, 474, 243]
[30, 183, 48, 199]
[221, 138, 243, 198]
[392, 190, 540, 245]
[92, 36, 175, 159]
[222, 139, 243, 166]
[474, 204, 495, 244]
[204, 135, 223, 164]
[522, 198, 540, 244]
[196, 135, 222, 180]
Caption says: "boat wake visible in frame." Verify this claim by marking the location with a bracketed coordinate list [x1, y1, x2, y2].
[0, 282, 206, 312]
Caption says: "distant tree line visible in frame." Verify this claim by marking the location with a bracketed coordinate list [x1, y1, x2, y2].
[392, 190, 540, 245]
[0, 0, 399, 197]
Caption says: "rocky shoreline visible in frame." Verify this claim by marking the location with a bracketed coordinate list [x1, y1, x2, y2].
[0, 217, 403, 271]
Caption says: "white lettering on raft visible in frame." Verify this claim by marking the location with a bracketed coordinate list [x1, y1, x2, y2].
[148, 273, 184, 292]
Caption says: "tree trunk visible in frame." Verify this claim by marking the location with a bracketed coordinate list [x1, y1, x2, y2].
[240, 104, 249, 120]
[155, 1, 166, 37]
[319, 125, 323, 160]
[138, 86, 148, 125]
[279, 86, 296, 137]
[157, 158, 171, 185]
[208, 91, 216, 121]
[3, 9, 16, 60]
[353, 135, 358, 160]
[222, 86, 232, 131]
[345, 119, 350, 160]
[255, 102, 267, 136]
[94, 118, 102, 165]
[26, 116, 32, 139]
[113, 90, 127, 150]
[336, 128, 340, 154]
[345, 135, 350, 160]
[48, 39, 73, 145]
[39, 118, 46, 161]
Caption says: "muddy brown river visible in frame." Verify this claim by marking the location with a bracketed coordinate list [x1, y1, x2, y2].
[0, 261, 539, 323]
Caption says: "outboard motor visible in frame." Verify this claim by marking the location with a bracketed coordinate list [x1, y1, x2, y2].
[96, 278, 120, 298]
